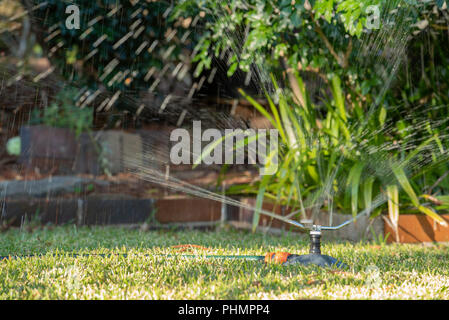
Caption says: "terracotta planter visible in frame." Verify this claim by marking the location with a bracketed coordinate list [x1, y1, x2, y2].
[384, 214, 449, 243]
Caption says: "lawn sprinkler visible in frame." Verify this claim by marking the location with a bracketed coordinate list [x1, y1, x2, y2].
[154, 208, 366, 269]
[270, 226, 347, 268]
[258, 224, 347, 269]
[250, 204, 380, 269]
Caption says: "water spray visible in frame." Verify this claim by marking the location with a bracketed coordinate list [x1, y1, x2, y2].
[0, 194, 384, 269]
[1, 0, 435, 271]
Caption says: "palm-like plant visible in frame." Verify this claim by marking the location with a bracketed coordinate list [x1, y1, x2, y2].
[236, 72, 448, 238]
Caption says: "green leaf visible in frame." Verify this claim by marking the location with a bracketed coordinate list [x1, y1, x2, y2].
[392, 165, 419, 207]
[253, 175, 271, 232]
[363, 176, 375, 215]
[227, 61, 238, 77]
[417, 205, 448, 227]
[392, 165, 448, 226]
[386, 184, 399, 240]
[347, 162, 364, 217]
[238, 89, 277, 129]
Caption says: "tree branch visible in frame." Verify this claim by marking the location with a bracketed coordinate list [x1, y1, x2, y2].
[314, 19, 352, 69]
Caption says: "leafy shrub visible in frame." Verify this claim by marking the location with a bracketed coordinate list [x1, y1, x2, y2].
[30, 88, 93, 137]
[29, 0, 199, 114]
[238, 74, 449, 237]
[175, 1, 406, 100]
[184, 0, 449, 235]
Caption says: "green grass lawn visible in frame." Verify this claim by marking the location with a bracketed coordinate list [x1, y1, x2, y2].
[0, 226, 448, 299]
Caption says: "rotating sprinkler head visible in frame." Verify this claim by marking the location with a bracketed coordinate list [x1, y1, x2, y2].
[256, 204, 381, 269]
[282, 227, 347, 269]
[263, 226, 346, 269]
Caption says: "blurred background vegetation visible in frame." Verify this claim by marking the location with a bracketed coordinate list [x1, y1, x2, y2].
[1, 0, 449, 237]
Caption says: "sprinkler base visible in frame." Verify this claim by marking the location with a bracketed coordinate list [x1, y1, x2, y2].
[284, 254, 347, 269]
[282, 227, 348, 269]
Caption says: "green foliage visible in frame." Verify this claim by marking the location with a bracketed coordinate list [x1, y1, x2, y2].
[176, 0, 446, 108]
[30, 0, 198, 112]
[175, 0, 419, 100]
[6, 137, 21, 156]
[370, 226, 390, 246]
[239, 72, 449, 231]
[31, 88, 93, 137]
[177, 0, 355, 74]
[394, 2, 449, 107]
[175, 0, 449, 230]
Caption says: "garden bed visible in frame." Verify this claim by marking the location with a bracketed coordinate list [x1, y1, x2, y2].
[2, 124, 448, 243]
[3, 173, 449, 243]
[0, 175, 383, 242]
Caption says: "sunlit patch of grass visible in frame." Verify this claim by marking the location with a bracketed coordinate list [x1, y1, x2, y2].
[0, 226, 448, 299]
